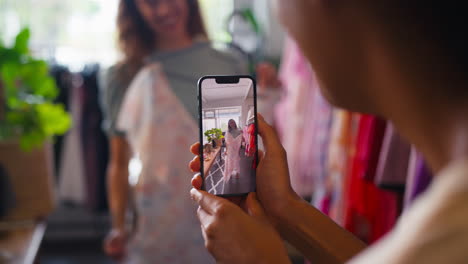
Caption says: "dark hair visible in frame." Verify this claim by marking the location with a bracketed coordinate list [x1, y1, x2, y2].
[117, 0, 207, 74]
[370, 2, 468, 81]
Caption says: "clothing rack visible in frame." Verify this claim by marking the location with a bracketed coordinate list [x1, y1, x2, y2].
[45, 64, 110, 243]
[275, 37, 433, 245]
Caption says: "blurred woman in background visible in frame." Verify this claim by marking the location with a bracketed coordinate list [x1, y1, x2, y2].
[100, 0, 248, 262]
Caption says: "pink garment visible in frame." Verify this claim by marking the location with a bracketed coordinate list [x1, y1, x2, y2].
[224, 130, 243, 181]
[275, 36, 320, 197]
[117, 64, 213, 263]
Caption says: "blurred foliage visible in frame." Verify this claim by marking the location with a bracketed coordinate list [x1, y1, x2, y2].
[0, 28, 71, 151]
[204, 128, 224, 142]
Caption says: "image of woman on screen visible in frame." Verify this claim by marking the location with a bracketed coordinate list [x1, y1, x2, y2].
[223, 119, 244, 181]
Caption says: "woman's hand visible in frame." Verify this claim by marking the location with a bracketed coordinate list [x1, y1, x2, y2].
[103, 228, 127, 261]
[191, 190, 291, 264]
[190, 114, 301, 224]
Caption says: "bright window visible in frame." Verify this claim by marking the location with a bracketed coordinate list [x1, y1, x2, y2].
[0, 0, 234, 70]
[203, 107, 241, 131]
[0, 0, 119, 71]
[199, 0, 234, 43]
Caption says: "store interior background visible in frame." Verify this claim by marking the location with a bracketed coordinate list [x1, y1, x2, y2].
[0, 0, 291, 263]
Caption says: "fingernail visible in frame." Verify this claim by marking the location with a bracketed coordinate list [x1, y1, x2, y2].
[190, 188, 200, 201]
[191, 173, 200, 181]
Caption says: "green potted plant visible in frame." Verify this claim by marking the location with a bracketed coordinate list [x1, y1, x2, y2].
[204, 128, 224, 148]
[0, 28, 71, 221]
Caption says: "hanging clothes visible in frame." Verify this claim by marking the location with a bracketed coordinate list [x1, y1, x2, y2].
[58, 82, 86, 205]
[50, 65, 73, 178]
[375, 124, 411, 192]
[276, 37, 410, 245]
[344, 114, 400, 244]
[245, 123, 256, 158]
[80, 64, 109, 211]
[354, 115, 387, 182]
[118, 64, 214, 263]
[319, 110, 352, 225]
[275, 37, 321, 197]
[404, 148, 433, 208]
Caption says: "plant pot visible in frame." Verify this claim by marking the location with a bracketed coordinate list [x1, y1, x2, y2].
[213, 138, 222, 148]
[0, 141, 55, 222]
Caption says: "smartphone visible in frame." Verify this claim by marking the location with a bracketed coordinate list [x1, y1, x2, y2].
[198, 75, 258, 197]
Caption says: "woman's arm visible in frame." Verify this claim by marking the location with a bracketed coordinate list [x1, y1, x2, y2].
[103, 136, 131, 260]
[273, 198, 367, 264]
[107, 136, 131, 231]
[256, 115, 367, 263]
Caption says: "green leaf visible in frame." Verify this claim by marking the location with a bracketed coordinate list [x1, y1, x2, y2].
[0, 48, 20, 64]
[1, 28, 72, 150]
[36, 77, 58, 99]
[14, 28, 30, 55]
[6, 111, 27, 124]
[1, 62, 19, 86]
[241, 9, 260, 34]
[36, 103, 72, 136]
[19, 130, 45, 151]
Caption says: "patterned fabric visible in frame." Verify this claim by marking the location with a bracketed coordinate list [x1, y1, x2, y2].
[320, 110, 352, 225]
[118, 64, 213, 263]
[100, 42, 248, 136]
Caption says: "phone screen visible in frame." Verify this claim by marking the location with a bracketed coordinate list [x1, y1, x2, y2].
[198, 76, 257, 196]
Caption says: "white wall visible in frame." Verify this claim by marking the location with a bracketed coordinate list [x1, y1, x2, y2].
[204, 98, 243, 109]
[233, 0, 285, 59]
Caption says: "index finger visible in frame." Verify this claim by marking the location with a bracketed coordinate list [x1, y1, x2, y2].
[190, 142, 201, 155]
[190, 188, 227, 215]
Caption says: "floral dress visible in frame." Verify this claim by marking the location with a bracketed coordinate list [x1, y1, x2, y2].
[118, 64, 213, 263]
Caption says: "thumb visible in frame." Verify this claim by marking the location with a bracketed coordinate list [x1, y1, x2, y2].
[257, 114, 283, 155]
[246, 192, 269, 224]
